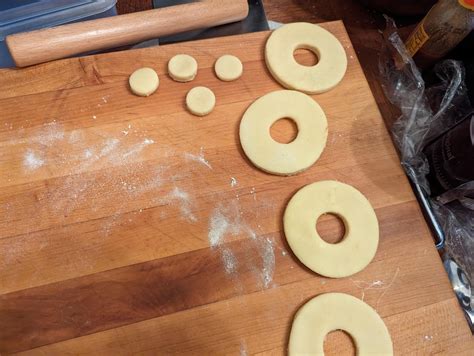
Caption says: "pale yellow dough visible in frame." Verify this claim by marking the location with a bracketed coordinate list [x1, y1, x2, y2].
[186, 86, 216, 116]
[168, 54, 198, 82]
[284, 180, 379, 278]
[265, 22, 347, 94]
[289, 293, 393, 356]
[215, 55, 243, 81]
[129, 67, 159, 97]
[239, 90, 327, 176]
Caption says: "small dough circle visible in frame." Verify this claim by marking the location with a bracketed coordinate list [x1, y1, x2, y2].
[186, 86, 216, 116]
[284, 180, 379, 277]
[168, 54, 198, 82]
[129, 67, 159, 97]
[289, 293, 393, 355]
[215, 55, 243, 81]
[265, 22, 347, 94]
[239, 90, 327, 175]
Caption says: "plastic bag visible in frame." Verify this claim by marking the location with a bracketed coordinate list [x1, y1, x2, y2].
[378, 17, 474, 291]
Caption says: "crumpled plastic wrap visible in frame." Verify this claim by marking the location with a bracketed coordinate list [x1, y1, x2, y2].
[378, 17, 474, 291]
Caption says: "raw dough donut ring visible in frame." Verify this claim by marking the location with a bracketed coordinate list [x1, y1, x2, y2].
[129, 67, 159, 97]
[289, 293, 393, 355]
[239, 90, 327, 176]
[265, 22, 347, 94]
[284, 180, 379, 277]
[168, 54, 198, 82]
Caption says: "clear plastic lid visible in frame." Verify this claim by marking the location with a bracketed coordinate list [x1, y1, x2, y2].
[0, 0, 117, 40]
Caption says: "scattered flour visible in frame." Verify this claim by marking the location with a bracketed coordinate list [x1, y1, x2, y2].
[68, 130, 83, 144]
[184, 147, 212, 169]
[259, 237, 275, 288]
[121, 138, 154, 160]
[240, 340, 248, 356]
[23, 149, 44, 171]
[207, 201, 275, 288]
[424, 335, 433, 342]
[166, 187, 197, 222]
[222, 248, 238, 274]
[83, 149, 94, 159]
[99, 138, 120, 158]
[30, 121, 65, 147]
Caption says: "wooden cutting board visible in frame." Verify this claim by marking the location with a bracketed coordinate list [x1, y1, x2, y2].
[0, 21, 472, 355]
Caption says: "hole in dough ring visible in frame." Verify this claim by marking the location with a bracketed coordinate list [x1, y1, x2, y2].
[265, 22, 347, 94]
[289, 293, 393, 355]
[239, 90, 328, 176]
[284, 180, 379, 277]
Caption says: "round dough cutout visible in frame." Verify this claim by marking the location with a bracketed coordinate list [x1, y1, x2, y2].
[129, 67, 159, 97]
[168, 54, 198, 82]
[289, 293, 393, 355]
[186, 86, 216, 116]
[284, 180, 379, 278]
[239, 90, 327, 175]
[265, 22, 347, 94]
[215, 55, 243, 81]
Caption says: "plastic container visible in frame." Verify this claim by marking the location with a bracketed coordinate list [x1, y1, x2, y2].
[0, 0, 117, 68]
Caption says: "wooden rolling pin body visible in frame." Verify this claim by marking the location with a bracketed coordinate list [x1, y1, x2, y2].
[6, 0, 249, 67]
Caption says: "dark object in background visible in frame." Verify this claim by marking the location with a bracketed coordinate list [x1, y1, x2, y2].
[424, 112, 474, 197]
[360, 0, 436, 16]
[153, 0, 268, 44]
[404, 0, 474, 69]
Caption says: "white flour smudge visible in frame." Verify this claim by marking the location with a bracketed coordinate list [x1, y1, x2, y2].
[30, 121, 65, 147]
[207, 201, 275, 288]
[230, 177, 238, 187]
[68, 130, 83, 144]
[222, 248, 238, 274]
[240, 340, 248, 356]
[120, 138, 154, 160]
[166, 187, 197, 222]
[23, 149, 44, 171]
[259, 237, 275, 288]
[184, 147, 212, 169]
[209, 211, 231, 248]
[99, 138, 120, 158]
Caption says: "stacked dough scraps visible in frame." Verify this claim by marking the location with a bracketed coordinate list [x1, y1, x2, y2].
[168, 54, 198, 82]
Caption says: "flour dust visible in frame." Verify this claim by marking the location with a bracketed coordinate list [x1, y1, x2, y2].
[207, 200, 276, 289]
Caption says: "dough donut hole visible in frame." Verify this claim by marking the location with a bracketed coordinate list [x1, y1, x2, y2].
[293, 45, 319, 67]
[269, 117, 299, 144]
[315, 213, 346, 244]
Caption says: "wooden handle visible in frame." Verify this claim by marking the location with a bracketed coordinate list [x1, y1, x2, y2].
[6, 0, 249, 67]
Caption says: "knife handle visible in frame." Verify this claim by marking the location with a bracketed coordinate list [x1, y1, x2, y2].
[6, 0, 249, 67]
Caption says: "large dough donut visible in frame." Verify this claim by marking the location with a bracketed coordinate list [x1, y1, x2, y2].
[239, 90, 327, 176]
[284, 180, 379, 277]
[289, 293, 393, 355]
[265, 22, 347, 94]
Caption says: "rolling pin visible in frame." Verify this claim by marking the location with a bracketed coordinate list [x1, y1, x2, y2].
[5, 0, 249, 68]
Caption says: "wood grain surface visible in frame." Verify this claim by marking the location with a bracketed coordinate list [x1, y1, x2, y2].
[0, 21, 472, 354]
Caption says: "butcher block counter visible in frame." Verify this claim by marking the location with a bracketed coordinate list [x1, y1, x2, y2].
[0, 21, 472, 354]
